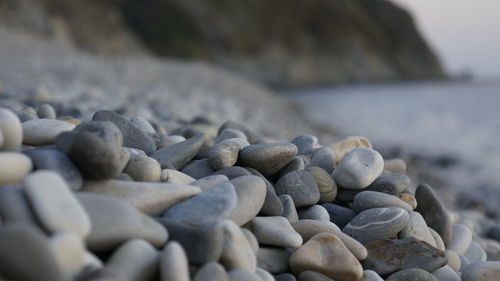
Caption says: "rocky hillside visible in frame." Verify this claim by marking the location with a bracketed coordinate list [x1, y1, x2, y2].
[0, 0, 445, 87]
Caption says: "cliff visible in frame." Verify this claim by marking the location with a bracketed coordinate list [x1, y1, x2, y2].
[0, 0, 445, 87]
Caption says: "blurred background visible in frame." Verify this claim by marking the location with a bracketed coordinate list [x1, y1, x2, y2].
[0, 0, 499, 214]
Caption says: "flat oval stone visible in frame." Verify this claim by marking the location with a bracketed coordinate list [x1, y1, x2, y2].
[124, 154, 161, 182]
[332, 147, 384, 190]
[152, 134, 206, 169]
[36, 103, 56, 119]
[22, 119, 75, 145]
[447, 224, 473, 255]
[160, 241, 190, 281]
[298, 205, 330, 221]
[246, 167, 283, 216]
[229, 175, 267, 226]
[220, 220, 257, 270]
[279, 157, 305, 177]
[330, 136, 372, 166]
[192, 174, 229, 190]
[464, 241, 487, 262]
[307, 167, 337, 203]
[193, 262, 229, 281]
[256, 247, 289, 274]
[321, 203, 356, 228]
[366, 173, 412, 194]
[181, 158, 216, 179]
[415, 183, 452, 245]
[208, 139, 242, 170]
[0, 186, 37, 224]
[219, 121, 260, 144]
[49, 232, 87, 280]
[362, 237, 447, 276]
[130, 116, 156, 134]
[290, 233, 363, 281]
[213, 166, 252, 179]
[343, 207, 409, 245]
[0, 152, 32, 185]
[0, 107, 23, 151]
[354, 191, 413, 212]
[461, 261, 500, 281]
[163, 181, 237, 226]
[386, 268, 438, 281]
[275, 170, 320, 208]
[399, 211, 436, 246]
[215, 128, 247, 143]
[291, 135, 318, 155]
[25, 171, 91, 238]
[280, 194, 299, 223]
[237, 143, 297, 176]
[384, 158, 407, 174]
[307, 146, 336, 174]
[250, 216, 303, 248]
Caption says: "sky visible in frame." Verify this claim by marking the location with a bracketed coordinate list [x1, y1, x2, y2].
[391, 0, 500, 78]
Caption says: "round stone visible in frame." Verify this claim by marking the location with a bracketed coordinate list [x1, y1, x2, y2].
[343, 207, 409, 245]
[359, 270, 384, 281]
[193, 262, 229, 281]
[280, 194, 299, 223]
[237, 142, 297, 176]
[415, 183, 452, 245]
[307, 146, 336, 174]
[151, 134, 206, 169]
[332, 147, 384, 190]
[22, 119, 75, 146]
[256, 247, 289, 274]
[124, 154, 162, 182]
[0, 152, 32, 185]
[220, 220, 257, 270]
[291, 135, 318, 155]
[49, 232, 87, 280]
[384, 158, 407, 174]
[275, 170, 320, 208]
[298, 271, 334, 281]
[461, 261, 500, 281]
[298, 205, 330, 221]
[447, 224, 473, 255]
[229, 175, 267, 226]
[330, 136, 372, 166]
[463, 241, 487, 262]
[160, 241, 190, 281]
[399, 211, 436, 247]
[130, 116, 156, 133]
[432, 265, 460, 281]
[307, 167, 337, 203]
[386, 268, 438, 281]
[181, 158, 216, 179]
[191, 174, 229, 190]
[36, 103, 57, 119]
[208, 138, 243, 170]
[215, 128, 247, 143]
[353, 191, 413, 212]
[445, 250, 461, 272]
[0, 107, 23, 151]
[321, 203, 356, 228]
[366, 173, 412, 194]
[250, 216, 303, 248]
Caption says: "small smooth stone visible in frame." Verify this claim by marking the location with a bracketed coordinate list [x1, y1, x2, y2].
[215, 128, 248, 143]
[298, 205, 330, 221]
[181, 158, 216, 179]
[399, 211, 436, 246]
[22, 119, 75, 145]
[292, 219, 368, 261]
[398, 193, 417, 209]
[25, 171, 91, 238]
[220, 220, 257, 270]
[332, 147, 384, 189]
[279, 157, 305, 177]
[354, 191, 413, 212]
[49, 232, 86, 280]
[22, 106, 38, 119]
[359, 270, 384, 281]
[275, 273, 297, 281]
[464, 241, 487, 262]
[242, 228, 259, 253]
[214, 165, 252, 179]
[275, 170, 320, 208]
[160, 241, 190, 281]
[461, 261, 500, 281]
[229, 175, 267, 226]
[330, 136, 372, 166]
[321, 203, 356, 228]
[246, 167, 284, 216]
[280, 194, 299, 223]
[219, 121, 260, 144]
[238, 143, 297, 176]
[250, 216, 303, 248]
[291, 135, 318, 155]
[16, 109, 36, 122]
[77, 193, 168, 252]
[77, 252, 104, 280]
[228, 269, 263, 281]
[37, 103, 56, 119]
[161, 169, 195, 183]
[0, 186, 36, 224]
[430, 227, 446, 251]
[384, 158, 407, 174]
[477, 238, 500, 261]
[93, 110, 157, 155]
[0, 223, 65, 281]
[459, 255, 471, 271]
[432, 265, 461, 281]
[98, 239, 158, 281]
[255, 268, 275, 281]
[124, 154, 161, 182]
[160, 135, 186, 147]
[0, 107, 23, 151]
[386, 268, 439, 281]
[307, 167, 337, 203]
[157, 218, 224, 265]
[298, 271, 333, 281]
[130, 116, 156, 133]
[307, 146, 335, 174]
[192, 174, 229, 190]
[208, 139, 242, 170]
[343, 207, 409, 245]
[0, 152, 32, 185]
[445, 250, 461, 272]
[290, 233, 363, 281]
[334, 188, 361, 203]
[362, 237, 447, 276]
[193, 262, 229, 281]
[365, 172, 411, 194]
[257, 247, 289, 274]
[164, 181, 237, 226]
[24, 148, 82, 191]
[447, 224, 473, 255]
[0, 130, 3, 146]
[415, 183, 452, 245]
[152, 134, 206, 169]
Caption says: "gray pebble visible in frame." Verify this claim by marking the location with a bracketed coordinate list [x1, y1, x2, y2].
[399, 211, 436, 246]
[257, 247, 290, 274]
[208, 138, 242, 170]
[250, 216, 303, 248]
[415, 183, 452, 245]
[36, 103, 56, 119]
[214, 165, 252, 179]
[447, 224, 473, 255]
[160, 241, 190, 281]
[130, 116, 156, 134]
[461, 261, 500, 281]
[238, 143, 297, 176]
[220, 220, 257, 270]
[219, 121, 260, 144]
[181, 158, 216, 179]
[255, 268, 275, 281]
[215, 128, 248, 143]
[191, 174, 229, 191]
[463, 241, 487, 262]
[384, 158, 407, 174]
[307, 146, 335, 174]
[151, 134, 206, 169]
[280, 194, 299, 223]
[0, 186, 37, 224]
[228, 269, 263, 281]
[124, 154, 162, 182]
[321, 203, 356, 228]
[246, 167, 284, 216]
[386, 268, 438, 281]
[353, 191, 413, 212]
[279, 157, 305, 177]
[291, 135, 318, 155]
[229, 175, 267, 226]
[160, 169, 195, 184]
[366, 172, 412, 194]
[432, 265, 460, 281]
[275, 273, 297, 281]
[0, 108, 23, 151]
[332, 147, 384, 189]
[275, 170, 320, 208]
[298, 271, 334, 281]
[298, 205, 330, 221]
[22, 119, 75, 146]
[307, 167, 337, 203]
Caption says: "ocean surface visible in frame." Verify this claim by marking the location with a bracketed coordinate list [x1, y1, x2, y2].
[286, 79, 500, 198]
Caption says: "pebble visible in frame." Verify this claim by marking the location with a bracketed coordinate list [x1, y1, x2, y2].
[77, 193, 168, 252]
[36, 103, 57, 119]
[321, 203, 357, 228]
[215, 128, 248, 143]
[25, 171, 91, 238]
[353, 191, 413, 212]
[0, 223, 65, 281]
[0, 186, 37, 224]
[297, 205, 330, 221]
[384, 158, 407, 174]
[49, 232, 87, 280]
[307, 167, 337, 203]
[124, 154, 162, 182]
[398, 192, 417, 209]
[307, 146, 335, 174]
[432, 265, 461, 281]
[279, 157, 305, 177]
[229, 175, 267, 226]
[181, 158, 216, 179]
[359, 270, 384, 281]
[275, 170, 320, 208]
[298, 271, 334, 281]
[151, 134, 206, 169]
[430, 227, 446, 251]
[246, 167, 284, 216]
[362, 237, 447, 275]
[192, 174, 229, 190]
[275, 273, 297, 281]
[256, 247, 290, 274]
[25, 148, 83, 190]
[0, 152, 32, 185]
[214, 165, 253, 179]
[289, 233, 363, 281]
[159, 135, 186, 147]
[459, 255, 471, 271]
[82, 179, 201, 215]
[463, 241, 487, 262]
[255, 268, 275, 281]
[365, 172, 411, 194]
[21, 106, 39, 120]
[399, 211, 436, 246]
[219, 121, 259, 144]
[385, 268, 439, 281]
[343, 207, 409, 245]
[130, 116, 156, 133]
[461, 261, 500, 281]
[227, 269, 263, 281]
[445, 250, 461, 272]
[415, 183, 452, 245]
[220, 220, 257, 270]
[280, 194, 299, 223]
[332, 147, 384, 189]
[22, 118, 75, 145]
[334, 188, 360, 203]
[163, 181, 237, 226]
[98, 239, 159, 281]
[161, 168, 195, 183]
[237, 142, 297, 176]
[208, 138, 243, 170]
[193, 262, 229, 281]
[56, 121, 130, 179]
[0, 107, 23, 151]
[250, 216, 303, 248]
[93, 110, 157, 155]
[330, 136, 372, 166]
[158, 218, 223, 265]
[242, 228, 260, 253]
[291, 135, 318, 155]
[160, 241, 190, 281]
[447, 224, 473, 255]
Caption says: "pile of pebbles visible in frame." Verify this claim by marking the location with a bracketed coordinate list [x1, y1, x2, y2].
[1, 104, 500, 281]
